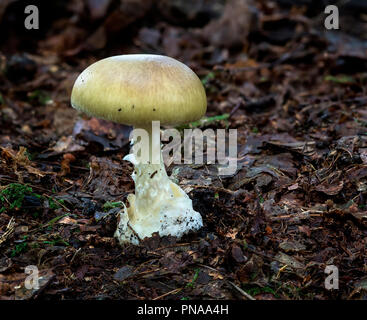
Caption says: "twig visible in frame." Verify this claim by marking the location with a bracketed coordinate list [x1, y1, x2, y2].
[0, 176, 50, 193]
[229, 101, 244, 119]
[0, 217, 15, 245]
[70, 248, 81, 265]
[196, 263, 224, 274]
[228, 281, 256, 300]
[43, 194, 71, 212]
[153, 288, 183, 300]
[29, 213, 69, 233]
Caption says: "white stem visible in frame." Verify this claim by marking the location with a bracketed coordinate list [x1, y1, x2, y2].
[115, 123, 203, 244]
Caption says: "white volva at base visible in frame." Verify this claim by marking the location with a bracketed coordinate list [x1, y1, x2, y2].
[114, 154, 203, 245]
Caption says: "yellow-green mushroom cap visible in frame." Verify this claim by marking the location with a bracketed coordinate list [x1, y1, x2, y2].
[71, 54, 207, 127]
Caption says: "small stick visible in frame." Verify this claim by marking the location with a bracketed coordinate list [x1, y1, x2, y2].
[228, 281, 256, 300]
[70, 248, 81, 265]
[153, 288, 183, 300]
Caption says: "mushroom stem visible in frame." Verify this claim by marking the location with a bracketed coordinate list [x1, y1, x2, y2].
[115, 122, 203, 244]
[129, 123, 171, 219]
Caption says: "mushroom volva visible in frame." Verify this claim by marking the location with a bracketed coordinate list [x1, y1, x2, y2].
[71, 54, 207, 244]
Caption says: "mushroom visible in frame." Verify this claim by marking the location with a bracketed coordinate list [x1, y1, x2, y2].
[71, 54, 207, 244]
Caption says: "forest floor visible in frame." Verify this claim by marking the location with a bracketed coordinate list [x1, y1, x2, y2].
[1, 0, 367, 300]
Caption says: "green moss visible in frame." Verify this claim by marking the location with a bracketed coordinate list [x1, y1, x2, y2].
[324, 75, 355, 84]
[28, 90, 52, 105]
[186, 268, 200, 288]
[103, 201, 123, 211]
[0, 183, 35, 212]
[11, 242, 28, 257]
[201, 72, 215, 85]
[176, 113, 230, 130]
